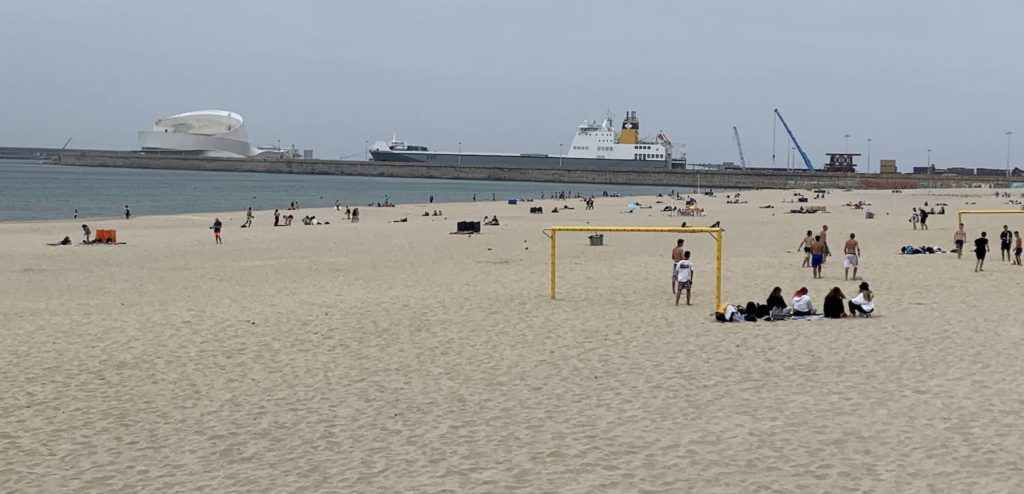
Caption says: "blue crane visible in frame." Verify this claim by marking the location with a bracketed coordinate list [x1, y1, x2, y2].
[774, 109, 815, 172]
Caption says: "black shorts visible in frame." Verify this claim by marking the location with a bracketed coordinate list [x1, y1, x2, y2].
[976, 250, 986, 260]
[1001, 242, 1011, 252]
[1016, 247, 1023, 256]
[955, 240, 964, 248]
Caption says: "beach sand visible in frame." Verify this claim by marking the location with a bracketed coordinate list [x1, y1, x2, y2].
[3, 188, 1024, 492]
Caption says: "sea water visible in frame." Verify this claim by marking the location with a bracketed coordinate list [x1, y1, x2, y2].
[0, 161, 698, 221]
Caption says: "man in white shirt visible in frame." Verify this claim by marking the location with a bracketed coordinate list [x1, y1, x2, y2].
[675, 251, 694, 306]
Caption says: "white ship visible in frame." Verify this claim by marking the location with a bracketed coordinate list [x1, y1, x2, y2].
[369, 111, 685, 170]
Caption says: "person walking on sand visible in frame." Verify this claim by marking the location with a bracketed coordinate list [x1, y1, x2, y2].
[844, 233, 861, 280]
[674, 251, 694, 306]
[671, 238, 685, 294]
[974, 232, 989, 272]
[74, 208, 78, 220]
[1015, 231, 1022, 266]
[819, 225, 830, 263]
[212, 218, 223, 244]
[910, 208, 919, 230]
[351, 207, 360, 223]
[243, 207, 253, 228]
[82, 224, 91, 243]
[798, 230, 814, 268]
[1000, 225, 1012, 262]
[953, 223, 967, 259]
[919, 208, 929, 230]
[274, 208, 280, 227]
[810, 235, 825, 279]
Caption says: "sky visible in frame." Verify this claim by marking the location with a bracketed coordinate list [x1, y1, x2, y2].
[1, 0, 1022, 171]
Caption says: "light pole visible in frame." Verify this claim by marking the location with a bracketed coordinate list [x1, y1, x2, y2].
[866, 138, 872, 173]
[1006, 131, 1014, 178]
[458, 141, 462, 166]
[844, 134, 851, 153]
[559, 143, 563, 168]
[364, 140, 368, 161]
[927, 148, 932, 173]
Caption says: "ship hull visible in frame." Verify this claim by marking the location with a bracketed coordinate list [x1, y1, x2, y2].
[370, 150, 674, 171]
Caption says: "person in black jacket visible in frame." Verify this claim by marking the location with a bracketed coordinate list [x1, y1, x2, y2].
[823, 287, 848, 318]
[767, 286, 787, 311]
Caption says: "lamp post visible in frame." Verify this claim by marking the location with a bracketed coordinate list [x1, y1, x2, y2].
[364, 140, 368, 161]
[559, 143, 563, 168]
[866, 138, 872, 173]
[458, 141, 462, 166]
[844, 134, 851, 153]
[1006, 131, 1014, 178]
[927, 148, 932, 174]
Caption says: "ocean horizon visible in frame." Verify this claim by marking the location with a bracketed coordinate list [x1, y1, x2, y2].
[0, 161, 712, 222]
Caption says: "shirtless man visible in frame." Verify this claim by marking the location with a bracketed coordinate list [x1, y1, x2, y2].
[1015, 231, 1022, 266]
[671, 239, 685, 294]
[797, 230, 814, 268]
[843, 233, 861, 281]
[810, 235, 826, 279]
[953, 223, 967, 260]
[819, 225, 830, 264]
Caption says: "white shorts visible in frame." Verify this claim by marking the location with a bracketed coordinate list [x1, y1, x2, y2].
[844, 254, 858, 268]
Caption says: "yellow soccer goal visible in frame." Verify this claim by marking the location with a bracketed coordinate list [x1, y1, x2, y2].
[542, 226, 724, 307]
[958, 209, 1024, 226]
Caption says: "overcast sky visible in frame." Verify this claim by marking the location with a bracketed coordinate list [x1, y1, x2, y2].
[2, 0, 1021, 170]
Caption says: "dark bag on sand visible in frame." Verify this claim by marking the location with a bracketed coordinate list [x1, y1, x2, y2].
[754, 304, 771, 319]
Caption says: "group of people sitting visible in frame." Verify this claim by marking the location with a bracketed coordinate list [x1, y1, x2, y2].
[717, 283, 875, 322]
[482, 216, 500, 226]
[301, 215, 328, 225]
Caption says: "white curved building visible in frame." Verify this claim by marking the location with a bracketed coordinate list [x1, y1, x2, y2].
[138, 110, 272, 158]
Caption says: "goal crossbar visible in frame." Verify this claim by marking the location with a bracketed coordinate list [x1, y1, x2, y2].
[542, 226, 724, 307]
[957, 210, 1024, 225]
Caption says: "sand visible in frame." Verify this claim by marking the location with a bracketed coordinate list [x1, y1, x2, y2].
[3, 187, 1024, 492]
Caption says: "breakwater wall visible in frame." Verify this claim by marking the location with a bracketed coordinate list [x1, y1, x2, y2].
[54, 153, 1014, 190]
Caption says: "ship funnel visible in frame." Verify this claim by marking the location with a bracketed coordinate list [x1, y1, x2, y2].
[619, 110, 639, 144]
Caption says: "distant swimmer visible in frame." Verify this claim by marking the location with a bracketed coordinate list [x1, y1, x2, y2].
[844, 233, 861, 281]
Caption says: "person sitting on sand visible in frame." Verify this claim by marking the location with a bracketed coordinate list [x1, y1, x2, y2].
[848, 282, 875, 317]
[767, 286, 788, 312]
[823, 287, 848, 318]
[486, 216, 500, 226]
[58, 236, 72, 245]
[792, 287, 816, 316]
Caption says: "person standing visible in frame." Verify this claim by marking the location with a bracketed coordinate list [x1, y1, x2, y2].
[335, 200, 340, 211]
[274, 208, 280, 227]
[73, 208, 78, 220]
[843, 233, 861, 281]
[429, 195, 434, 204]
[124, 205, 131, 220]
[810, 235, 825, 279]
[81, 224, 91, 243]
[212, 218, 223, 244]
[671, 239, 685, 294]
[910, 208, 919, 230]
[953, 223, 967, 260]
[351, 207, 360, 223]
[1015, 231, 1023, 266]
[674, 251, 694, 306]
[819, 225, 830, 263]
[243, 207, 254, 228]
[1000, 225, 1012, 262]
[919, 208, 929, 230]
[974, 232, 989, 272]
[798, 230, 814, 268]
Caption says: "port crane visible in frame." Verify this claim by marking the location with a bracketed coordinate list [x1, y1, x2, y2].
[732, 126, 748, 169]
[773, 109, 816, 172]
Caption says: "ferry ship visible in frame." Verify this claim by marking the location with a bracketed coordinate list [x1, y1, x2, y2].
[369, 111, 685, 170]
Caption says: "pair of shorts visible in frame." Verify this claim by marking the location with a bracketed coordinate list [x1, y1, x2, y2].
[1016, 247, 1022, 256]
[677, 280, 692, 290]
[1001, 242, 1012, 251]
[811, 254, 823, 267]
[955, 240, 964, 249]
[976, 250, 986, 260]
[672, 264, 679, 281]
[214, 230, 221, 237]
[843, 254, 858, 268]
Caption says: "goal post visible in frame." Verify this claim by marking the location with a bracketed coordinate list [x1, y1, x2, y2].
[542, 226, 724, 307]
[957, 209, 1024, 226]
